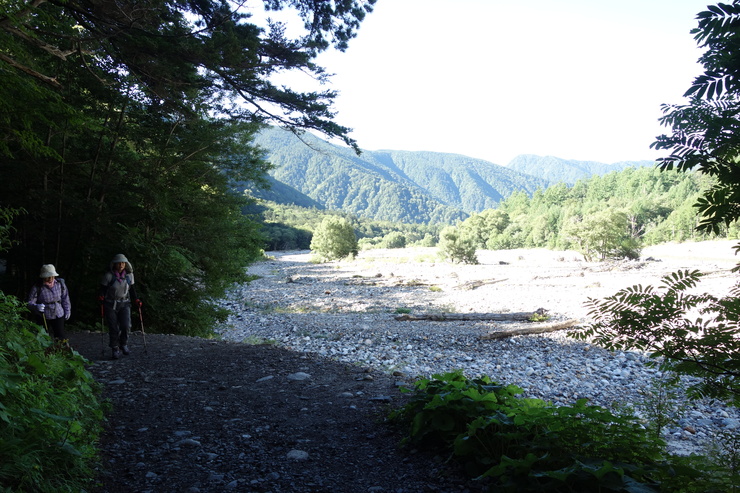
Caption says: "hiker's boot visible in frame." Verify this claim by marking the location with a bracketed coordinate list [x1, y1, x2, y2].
[111, 347, 121, 360]
[121, 345, 130, 355]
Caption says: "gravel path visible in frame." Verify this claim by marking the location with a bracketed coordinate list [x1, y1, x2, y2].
[216, 243, 740, 456]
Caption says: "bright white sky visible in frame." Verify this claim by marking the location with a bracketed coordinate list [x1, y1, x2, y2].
[301, 0, 709, 165]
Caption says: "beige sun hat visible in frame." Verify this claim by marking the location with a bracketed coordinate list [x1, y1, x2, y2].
[39, 264, 59, 278]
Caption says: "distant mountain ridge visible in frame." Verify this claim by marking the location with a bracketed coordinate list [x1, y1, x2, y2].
[249, 127, 549, 224]
[245, 128, 655, 224]
[373, 150, 547, 212]
[506, 154, 655, 185]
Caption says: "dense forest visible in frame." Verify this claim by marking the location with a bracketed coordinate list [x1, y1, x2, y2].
[460, 165, 724, 252]
[248, 126, 551, 222]
[0, 0, 377, 334]
[255, 164, 725, 256]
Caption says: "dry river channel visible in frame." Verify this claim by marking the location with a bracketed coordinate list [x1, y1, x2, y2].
[216, 242, 740, 457]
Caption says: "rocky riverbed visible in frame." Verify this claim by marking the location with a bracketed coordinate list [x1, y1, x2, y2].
[216, 242, 740, 457]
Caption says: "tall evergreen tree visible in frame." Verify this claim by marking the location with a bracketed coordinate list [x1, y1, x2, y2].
[0, 0, 376, 333]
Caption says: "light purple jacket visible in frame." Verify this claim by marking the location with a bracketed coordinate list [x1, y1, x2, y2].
[27, 279, 71, 320]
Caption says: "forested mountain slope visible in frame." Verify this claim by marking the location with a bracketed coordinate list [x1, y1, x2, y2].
[241, 175, 324, 209]
[506, 154, 655, 185]
[374, 150, 548, 212]
[250, 127, 548, 224]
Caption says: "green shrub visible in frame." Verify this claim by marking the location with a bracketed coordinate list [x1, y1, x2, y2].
[0, 293, 106, 492]
[416, 233, 437, 247]
[380, 231, 406, 249]
[437, 226, 478, 264]
[389, 370, 707, 492]
[389, 370, 526, 447]
[310, 216, 359, 261]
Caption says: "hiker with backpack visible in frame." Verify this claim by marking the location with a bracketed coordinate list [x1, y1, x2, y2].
[27, 264, 71, 340]
[99, 254, 142, 360]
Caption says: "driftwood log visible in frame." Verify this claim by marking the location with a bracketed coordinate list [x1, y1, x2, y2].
[454, 278, 508, 290]
[481, 319, 580, 340]
[394, 309, 547, 322]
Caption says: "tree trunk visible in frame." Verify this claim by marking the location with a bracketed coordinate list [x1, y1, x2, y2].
[454, 278, 507, 290]
[480, 319, 580, 340]
[394, 309, 547, 322]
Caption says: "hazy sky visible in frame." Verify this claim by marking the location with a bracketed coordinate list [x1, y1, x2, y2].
[302, 0, 710, 165]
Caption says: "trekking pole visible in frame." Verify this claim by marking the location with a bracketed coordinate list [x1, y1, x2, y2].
[138, 303, 148, 355]
[100, 302, 106, 356]
[41, 312, 50, 337]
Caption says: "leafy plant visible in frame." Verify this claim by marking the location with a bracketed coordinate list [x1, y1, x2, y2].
[389, 370, 526, 446]
[574, 269, 740, 406]
[528, 312, 550, 322]
[637, 372, 688, 442]
[683, 428, 740, 493]
[0, 293, 106, 492]
[652, 1, 740, 240]
[438, 226, 478, 264]
[389, 371, 684, 492]
[310, 216, 359, 262]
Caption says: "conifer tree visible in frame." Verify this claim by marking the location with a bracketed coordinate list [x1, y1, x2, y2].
[0, 0, 375, 333]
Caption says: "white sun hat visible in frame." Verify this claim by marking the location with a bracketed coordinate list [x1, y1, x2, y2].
[39, 264, 59, 278]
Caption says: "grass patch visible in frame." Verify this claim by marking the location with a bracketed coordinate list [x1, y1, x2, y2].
[529, 312, 550, 322]
[242, 335, 277, 345]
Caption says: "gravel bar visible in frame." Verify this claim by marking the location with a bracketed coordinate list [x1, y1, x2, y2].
[216, 247, 740, 456]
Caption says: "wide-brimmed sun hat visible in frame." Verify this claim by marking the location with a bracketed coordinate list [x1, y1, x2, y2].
[39, 264, 59, 278]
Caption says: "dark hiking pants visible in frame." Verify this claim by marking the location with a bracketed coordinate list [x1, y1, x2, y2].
[105, 300, 131, 349]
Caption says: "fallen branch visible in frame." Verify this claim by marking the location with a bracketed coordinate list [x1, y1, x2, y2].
[394, 309, 546, 322]
[454, 278, 508, 290]
[481, 319, 580, 340]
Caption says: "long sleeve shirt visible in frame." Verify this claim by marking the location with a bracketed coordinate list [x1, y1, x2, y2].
[27, 280, 71, 320]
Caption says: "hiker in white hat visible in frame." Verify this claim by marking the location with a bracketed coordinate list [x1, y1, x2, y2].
[26, 264, 71, 340]
[99, 254, 141, 359]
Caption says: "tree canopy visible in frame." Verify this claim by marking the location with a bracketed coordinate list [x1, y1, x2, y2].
[449, 166, 716, 257]
[1, 0, 372, 140]
[0, 0, 375, 334]
[652, 0, 740, 237]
